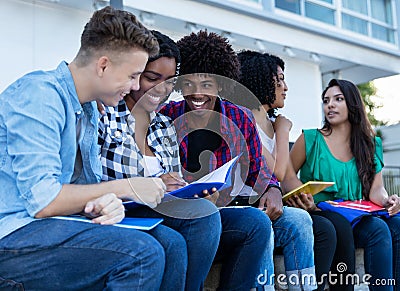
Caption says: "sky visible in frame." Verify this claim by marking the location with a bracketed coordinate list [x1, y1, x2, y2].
[372, 74, 400, 126]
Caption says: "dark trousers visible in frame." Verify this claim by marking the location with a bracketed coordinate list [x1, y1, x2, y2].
[311, 211, 356, 291]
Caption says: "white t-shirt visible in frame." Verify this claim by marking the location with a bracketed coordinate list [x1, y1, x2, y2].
[143, 155, 164, 177]
[256, 124, 275, 154]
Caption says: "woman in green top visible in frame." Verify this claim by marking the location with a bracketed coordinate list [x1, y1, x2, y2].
[284, 79, 400, 291]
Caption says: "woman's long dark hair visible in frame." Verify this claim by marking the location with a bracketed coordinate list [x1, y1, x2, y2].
[321, 79, 376, 199]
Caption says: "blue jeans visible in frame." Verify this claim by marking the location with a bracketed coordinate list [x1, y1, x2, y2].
[0, 218, 184, 290]
[127, 199, 222, 291]
[257, 207, 316, 291]
[353, 215, 400, 291]
[214, 207, 273, 291]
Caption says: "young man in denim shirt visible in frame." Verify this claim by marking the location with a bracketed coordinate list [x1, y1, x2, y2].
[0, 7, 188, 290]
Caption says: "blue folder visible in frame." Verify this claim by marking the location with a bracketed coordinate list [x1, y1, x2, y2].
[318, 200, 395, 227]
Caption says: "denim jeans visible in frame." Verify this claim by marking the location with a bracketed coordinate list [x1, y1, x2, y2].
[127, 199, 222, 291]
[214, 207, 273, 291]
[0, 218, 184, 291]
[353, 215, 400, 291]
[256, 207, 316, 291]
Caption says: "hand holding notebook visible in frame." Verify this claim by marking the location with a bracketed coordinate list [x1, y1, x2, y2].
[282, 181, 335, 202]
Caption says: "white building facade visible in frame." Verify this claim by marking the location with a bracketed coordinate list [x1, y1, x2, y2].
[1, 0, 400, 144]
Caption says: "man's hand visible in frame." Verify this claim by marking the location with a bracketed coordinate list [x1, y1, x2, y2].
[84, 193, 124, 225]
[126, 177, 166, 208]
[286, 193, 318, 211]
[160, 172, 187, 192]
[258, 186, 283, 220]
[193, 187, 220, 205]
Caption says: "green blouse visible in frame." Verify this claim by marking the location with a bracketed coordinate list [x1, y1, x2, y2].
[299, 129, 384, 203]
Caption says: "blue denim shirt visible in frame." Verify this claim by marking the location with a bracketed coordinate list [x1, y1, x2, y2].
[0, 61, 101, 240]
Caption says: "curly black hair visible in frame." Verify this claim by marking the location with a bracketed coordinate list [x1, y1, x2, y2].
[149, 30, 181, 77]
[176, 30, 240, 96]
[235, 50, 285, 110]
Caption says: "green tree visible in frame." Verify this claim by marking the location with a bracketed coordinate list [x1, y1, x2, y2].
[357, 82, 387, 127]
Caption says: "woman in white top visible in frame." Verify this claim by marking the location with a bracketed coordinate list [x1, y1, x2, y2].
[235, 51, 292, 181]
[233, 51, 318, 291]
[234, 51, 336, 290]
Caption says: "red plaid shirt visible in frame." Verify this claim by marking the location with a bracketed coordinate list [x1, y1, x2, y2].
[160, 98, 279, 204]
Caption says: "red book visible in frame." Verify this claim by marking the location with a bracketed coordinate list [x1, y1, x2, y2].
[334, 200, 385, 213]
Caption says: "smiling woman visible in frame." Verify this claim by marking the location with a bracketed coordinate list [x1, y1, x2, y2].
[98, 30, 222, 291]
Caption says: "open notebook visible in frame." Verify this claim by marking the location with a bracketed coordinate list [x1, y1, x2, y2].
[124, 155, 240, 209]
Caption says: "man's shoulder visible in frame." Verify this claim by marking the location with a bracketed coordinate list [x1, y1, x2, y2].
[159, 100, 185, 118]
[154, 112, 174, 126]
[220, 99, 255, 124]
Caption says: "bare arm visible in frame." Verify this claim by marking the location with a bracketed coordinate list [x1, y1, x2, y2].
[281, 133, 306, 192]
[36, 177, 166, 218]
[272, 115, 292, 181]
[369, 171, 389, 207]
[369, 171, 400, 216]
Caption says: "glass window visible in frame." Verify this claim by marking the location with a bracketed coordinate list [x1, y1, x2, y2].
[371, 0, 393, 24]
[274, 0, 396, 44]
[305, 2, 334, 24]
[275, 0, 301, 14]
[342, 0, 367, 14]
[372, 24, 395, 43]
[240, 0, 262, 4]
[342, 14, 368, 35]
[228, 0, 262, 7]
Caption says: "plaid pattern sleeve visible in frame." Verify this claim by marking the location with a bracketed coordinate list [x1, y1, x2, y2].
[221, 102, 279, 195]
[99, 101, 182, 181]
[160, 99, 280, 197]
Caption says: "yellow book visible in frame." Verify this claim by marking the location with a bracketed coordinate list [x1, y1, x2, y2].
[282, 181, 335, 202]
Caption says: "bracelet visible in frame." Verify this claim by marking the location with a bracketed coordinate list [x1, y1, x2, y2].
[127, 178, 137, 196]
[265, 184, 283, 195]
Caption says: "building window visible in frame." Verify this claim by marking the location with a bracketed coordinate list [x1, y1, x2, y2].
[342, 13, 368, 36]
[342, 0, 368, 15]
[275, 0, 301, 14]
[228, 0, 263, 9]
[275, 0, 396, 44]
[305, 2, 334, 24]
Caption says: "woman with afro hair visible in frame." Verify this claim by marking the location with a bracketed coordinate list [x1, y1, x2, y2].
[160, 31, 315, 291]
